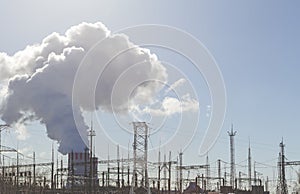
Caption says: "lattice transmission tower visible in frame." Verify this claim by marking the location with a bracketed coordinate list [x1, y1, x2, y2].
[276, 140, 288, 194]
[132, 122, 150, 193]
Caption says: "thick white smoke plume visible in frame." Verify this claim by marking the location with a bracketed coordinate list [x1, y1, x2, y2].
[0, 22, 168, 154]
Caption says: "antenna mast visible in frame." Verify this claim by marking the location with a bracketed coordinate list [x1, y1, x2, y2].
[228, 124, 237, 188]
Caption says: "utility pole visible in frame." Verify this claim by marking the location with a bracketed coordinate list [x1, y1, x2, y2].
[179, 152, 183, 193]
[227, 124, 237, 188]
[164, 154, 167, 190]
[206, 155, 210, 191]
[89, 118, 95, 193]
[266, 176, 269, 192]
[248, 141, 252, 190]
[71, 151, 74, 192]
[158, 148, 161, 192]
[218, 159, 221, 190]
[2, 155, 4, 180]
[127, 142, 130, 186]
[168, 151, 171, 194]
[107, 145, 110, 187]
[254, 162, 256, 186]
[33, 152, 36, 189]
[17, 148, 19, 189]
[117, 144, 120, 188]
[121, 154, 124, 187]
[51, 144, 54, 190]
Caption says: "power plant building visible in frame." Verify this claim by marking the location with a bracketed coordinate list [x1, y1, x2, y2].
[67, 150, 98, 186]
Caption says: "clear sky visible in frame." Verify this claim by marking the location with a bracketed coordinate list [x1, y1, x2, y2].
[0, 0, 299, 191]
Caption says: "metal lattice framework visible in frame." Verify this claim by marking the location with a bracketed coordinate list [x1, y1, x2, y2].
[0, 124, 10, 166]
[276, 140, 300, 194]
[276, 140, 288, 194]
[132, 122, 149, 190]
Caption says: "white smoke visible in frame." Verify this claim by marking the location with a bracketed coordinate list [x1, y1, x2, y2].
[152, 94, 199, 116]
[132, 93, 199, 117]
[164, 78, 186, 94]
[0, 22, 168, 154]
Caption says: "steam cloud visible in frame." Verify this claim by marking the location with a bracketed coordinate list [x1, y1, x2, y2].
[0, 22, 168, 154]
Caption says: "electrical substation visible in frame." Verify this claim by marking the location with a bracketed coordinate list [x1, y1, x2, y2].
[0, 123, 299, 194]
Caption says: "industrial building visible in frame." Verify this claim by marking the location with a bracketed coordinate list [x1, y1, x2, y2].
[67, 149, 98, 188]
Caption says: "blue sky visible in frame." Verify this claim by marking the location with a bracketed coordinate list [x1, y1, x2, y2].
[0, 0, 299, 190]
